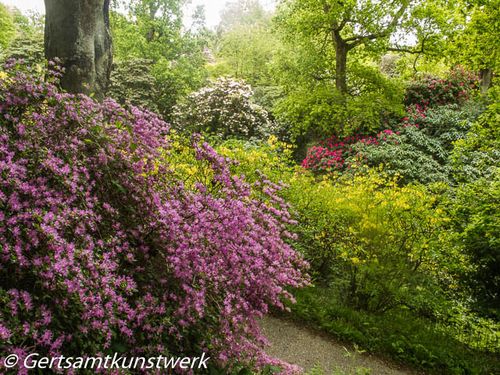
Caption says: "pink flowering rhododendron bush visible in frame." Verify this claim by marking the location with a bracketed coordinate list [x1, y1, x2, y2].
[0, 62, 308, 373]
[301, 131, 396, 173]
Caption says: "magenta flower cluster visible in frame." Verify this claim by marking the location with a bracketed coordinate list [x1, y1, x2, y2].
[0, 62, 308, 374]
[404, 67, 478, 108]
[301, 131, 397, 172]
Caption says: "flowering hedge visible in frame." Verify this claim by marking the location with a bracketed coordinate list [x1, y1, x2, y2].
[0, 62, 308, 373]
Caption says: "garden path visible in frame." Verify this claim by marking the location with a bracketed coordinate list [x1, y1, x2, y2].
[261, 316, 420, 375]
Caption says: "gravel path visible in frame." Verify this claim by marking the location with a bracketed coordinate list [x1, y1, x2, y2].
[260, 316, 419, 375]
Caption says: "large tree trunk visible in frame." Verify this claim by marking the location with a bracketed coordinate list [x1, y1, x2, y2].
[44, 0, 112, 98]
[334, 35, 348, 95]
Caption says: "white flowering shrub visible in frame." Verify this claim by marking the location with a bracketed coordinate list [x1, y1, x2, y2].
[173, 77, 276, 139]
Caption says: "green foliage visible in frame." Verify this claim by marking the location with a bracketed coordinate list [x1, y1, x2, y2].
[0, 5, 44, 65]
[212, 139, 466, 314]
[111, 0, 184, 62]
[451, 90, 500, 183]
[107, 58, 159, 112]
[350, 126, 451, 184]
[213, 23, 279, 87]
[450, 0, 500, 74]
[211, 0, 277, 87]
[216, 136, 295, 184]
[287, 171, 459, 313]
[172, 77, 277, 140]
[5, 29, 44, 65]
[218, 0, 270, 32]
[449, 174, 500, 315]
[209, 0, 285, 122]
[343, 97, 484, 184]
[110, 0, 208, 118]
[0, 3, 15, 51]
[417, 101, 484, 149]
[271, 0, 413, 138]
[272, 17, 405, 139]
[448, 93, 500, 312]
[273, 70, 404, 141]
[274, 0, 412, 55]
[289, 287, 500, 374]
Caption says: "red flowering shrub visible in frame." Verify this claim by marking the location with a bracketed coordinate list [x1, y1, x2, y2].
[404, 67, 478, 108]
[0, 62, 308, 373]
[301, 132, 396, 172]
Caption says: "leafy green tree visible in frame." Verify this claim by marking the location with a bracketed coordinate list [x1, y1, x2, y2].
[218, 0, 269, 32]
[208, 0, 284, 114]
[0, 2, 15, 52]
[215, 23, 279, 87]
[275, 0, 412, 95]
[451, 0, 500, 92]
[5, 11, 44, 65]
[272, 0, 411, 139]
[109, 0, 208, 118]
[0, 7, 44, 66]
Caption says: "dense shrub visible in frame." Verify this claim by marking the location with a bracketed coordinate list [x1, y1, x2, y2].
[301, 134, 379, 172]
[216, 136, 296, 184]
[451, 92, 500, 183]
[449, 174, 500, 315]
[0, 3, 15, 51]
[413, 101, 484, 149]
[350, 125, 451, 184]
[0, 9, 44, 67]
[0, 62, 308, 373]
[301, 125, 451, 185]
[4, 32, 44, 66]
[449, 94, 500, 313]
[404, 68, 478, 108]
[173, 77, 277, 140]
[107, 58, 159, 114]
[287, 172, 457, 312]
[302, 95, 484, 184]
[273, 63, 404, 142]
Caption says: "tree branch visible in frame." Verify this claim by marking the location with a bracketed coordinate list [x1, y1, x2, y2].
[389, 35, 428, 73]
[343, 2, 410, 46]
[387, 46, 422, 54]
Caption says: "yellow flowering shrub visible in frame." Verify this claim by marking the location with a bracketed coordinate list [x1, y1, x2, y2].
[287, 171, 462, 312]
[216, 136, 296, 183]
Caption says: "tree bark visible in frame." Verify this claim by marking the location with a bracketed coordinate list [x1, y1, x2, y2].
[44, 0, 112, 98]
[334, 33, 348, 95]
[479, 68, 493, 95]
